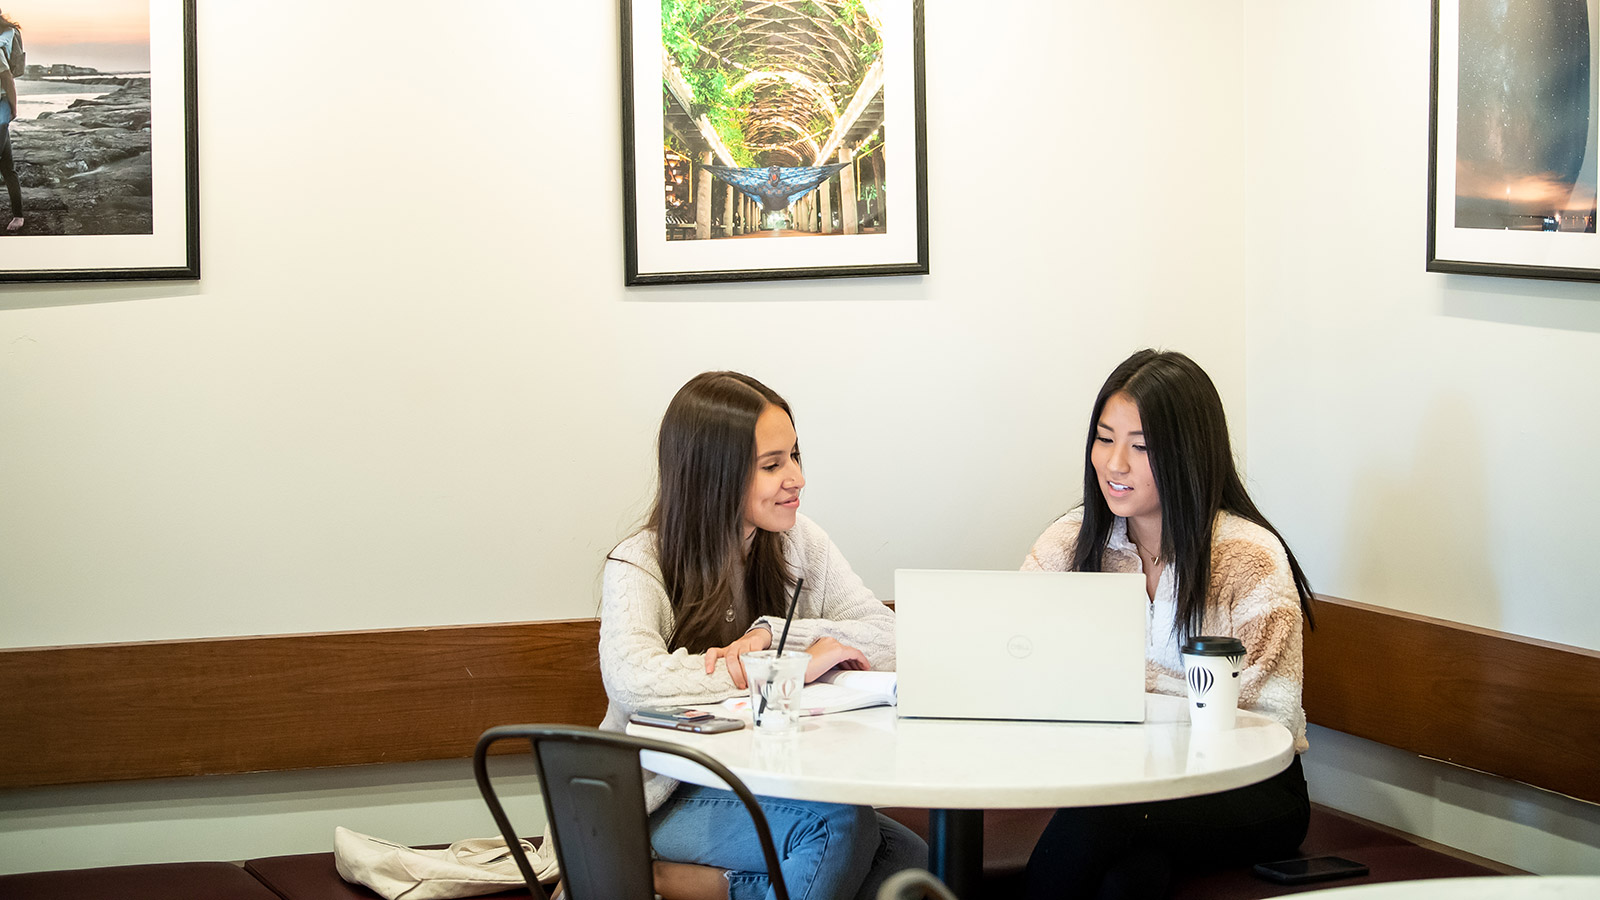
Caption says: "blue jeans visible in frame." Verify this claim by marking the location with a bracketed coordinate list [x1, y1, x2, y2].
[650, 783, 928, 900]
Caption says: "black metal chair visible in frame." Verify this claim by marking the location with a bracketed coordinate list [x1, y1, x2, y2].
[876, 868, 961, 900]
[473, 724, 790, 900]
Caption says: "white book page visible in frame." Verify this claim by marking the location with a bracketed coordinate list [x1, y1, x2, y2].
[722, 670, 898, 716]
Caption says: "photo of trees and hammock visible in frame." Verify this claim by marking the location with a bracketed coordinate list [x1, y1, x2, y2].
[623, 0, 927, 285]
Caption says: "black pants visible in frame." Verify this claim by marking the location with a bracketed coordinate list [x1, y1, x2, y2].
[1, 123, 20, 217]
[1024, 755, 1309, 900]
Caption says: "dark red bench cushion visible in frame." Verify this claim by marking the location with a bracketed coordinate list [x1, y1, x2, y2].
[237, 807, 1509, 900]
[1171, 810, 1507, 899]
[0, 862, 282, 900]
[1172, 845, 1506, 899]
[880, 805, 1510, 900]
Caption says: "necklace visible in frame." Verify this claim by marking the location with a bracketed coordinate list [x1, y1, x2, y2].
[1129, 530, 1162, 568]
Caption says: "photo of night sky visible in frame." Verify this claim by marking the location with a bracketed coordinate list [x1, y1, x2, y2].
[1456, 0, 1597, 232]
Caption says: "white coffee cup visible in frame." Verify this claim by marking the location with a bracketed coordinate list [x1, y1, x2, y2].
[740, 650, 809, 731]
[1180, 636, 1246, 730]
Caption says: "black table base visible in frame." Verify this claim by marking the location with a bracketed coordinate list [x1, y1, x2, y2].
[928, 808, 984, 897]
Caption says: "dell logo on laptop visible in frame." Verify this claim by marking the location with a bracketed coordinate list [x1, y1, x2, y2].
[1006, 635, 1033, 658]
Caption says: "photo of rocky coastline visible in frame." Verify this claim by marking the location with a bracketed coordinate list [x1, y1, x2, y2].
[8, 73, 153, 236]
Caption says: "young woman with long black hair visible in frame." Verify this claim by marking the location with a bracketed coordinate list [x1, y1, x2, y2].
[598, 371, 926, 900]
[1023, 349, 1316, 900]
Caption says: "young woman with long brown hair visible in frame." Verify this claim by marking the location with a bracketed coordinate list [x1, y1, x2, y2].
[599, 371, 925, 900]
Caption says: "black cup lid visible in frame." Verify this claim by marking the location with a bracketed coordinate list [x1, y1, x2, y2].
[1181, 635, 1245, 656]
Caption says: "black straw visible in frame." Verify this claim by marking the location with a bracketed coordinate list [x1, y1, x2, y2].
[757, 577, 804, 720]
[774, 577, 804, 654]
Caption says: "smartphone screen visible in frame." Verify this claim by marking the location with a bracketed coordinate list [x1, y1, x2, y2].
[1252, 856, 1369, 885]
[630, 707, 715, 724]
[678, 717, 743, 734]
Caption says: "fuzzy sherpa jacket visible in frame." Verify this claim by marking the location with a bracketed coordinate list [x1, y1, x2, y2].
[1024, 509, 1309, 753]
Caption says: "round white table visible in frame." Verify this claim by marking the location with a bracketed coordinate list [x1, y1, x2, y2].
[627, 693, 1294, 895]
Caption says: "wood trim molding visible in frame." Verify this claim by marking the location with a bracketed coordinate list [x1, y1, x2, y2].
[6, 599, 1597, 802]
[1303, 595, 1600, 804]
[0, 620, 609, 790]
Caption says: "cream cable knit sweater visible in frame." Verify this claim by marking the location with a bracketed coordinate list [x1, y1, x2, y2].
[1024, 509, 1310, 753]
[599, 513, 897, 813]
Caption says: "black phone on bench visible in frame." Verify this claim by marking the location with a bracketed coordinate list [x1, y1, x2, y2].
[1252, 855, 1369, 885]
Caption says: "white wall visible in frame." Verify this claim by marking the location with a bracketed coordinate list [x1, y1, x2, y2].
[0, 1, 1249, 873]
[1244, 0, 1600, 875]
[0, 0, 1247, 649]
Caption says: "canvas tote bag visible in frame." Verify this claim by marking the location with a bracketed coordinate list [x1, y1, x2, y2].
[333, 826, 560, 900]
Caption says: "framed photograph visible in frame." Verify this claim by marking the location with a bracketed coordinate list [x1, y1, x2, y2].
[0, 0, 198, 283]
[1429, 0, 1600, 281]
[621, 0, 928, 285]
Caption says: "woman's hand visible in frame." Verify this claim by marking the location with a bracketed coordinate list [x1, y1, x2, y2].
[803, 636, 869, 683]
[704, 627, 772, 689]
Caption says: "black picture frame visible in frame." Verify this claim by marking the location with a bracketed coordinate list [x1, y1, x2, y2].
[621, 0, 928, 286]
[0, 0, 199, 283]
[1428, 0, 1600, 282]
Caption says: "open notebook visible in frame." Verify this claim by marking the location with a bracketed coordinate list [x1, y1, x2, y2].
[722, 669, 897, 717]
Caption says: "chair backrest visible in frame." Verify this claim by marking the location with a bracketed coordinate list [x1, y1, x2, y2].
[474, 724, 789, 900]
[877, 868, 961, 900]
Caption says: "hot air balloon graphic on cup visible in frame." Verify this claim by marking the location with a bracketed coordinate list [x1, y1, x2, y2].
[1180, 636, 1247, 730]
[1188, 665, 1216, 707]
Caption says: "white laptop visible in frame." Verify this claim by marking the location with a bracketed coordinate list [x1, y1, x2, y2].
[893, 569, 1147, 723]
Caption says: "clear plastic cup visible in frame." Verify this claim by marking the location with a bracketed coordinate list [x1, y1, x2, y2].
[740, 650, 809, 732]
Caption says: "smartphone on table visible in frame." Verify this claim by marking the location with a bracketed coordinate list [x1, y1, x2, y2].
[1251, 855, 1369, 885]
[629, 707, 745, 733]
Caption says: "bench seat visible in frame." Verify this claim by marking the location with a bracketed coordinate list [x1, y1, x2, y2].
[1172, 808, 1509, 899]
[878, 804, 1512, 899]
[0, 862, 284, 900]
[2, 805, 1508, 900]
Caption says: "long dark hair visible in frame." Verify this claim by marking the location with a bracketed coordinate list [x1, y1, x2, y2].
[0, 13, 18, 34]
[635, 371, 797, 653]
[1071, 350, 1315, 641]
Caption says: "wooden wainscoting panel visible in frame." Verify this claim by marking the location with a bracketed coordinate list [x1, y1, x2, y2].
[0, 619, 608, 789]
[10, 599, 1597, 799]
[1303, 596, 1600, 804]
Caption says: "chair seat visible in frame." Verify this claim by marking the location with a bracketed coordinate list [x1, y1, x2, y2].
[0, 862, 282, 900]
